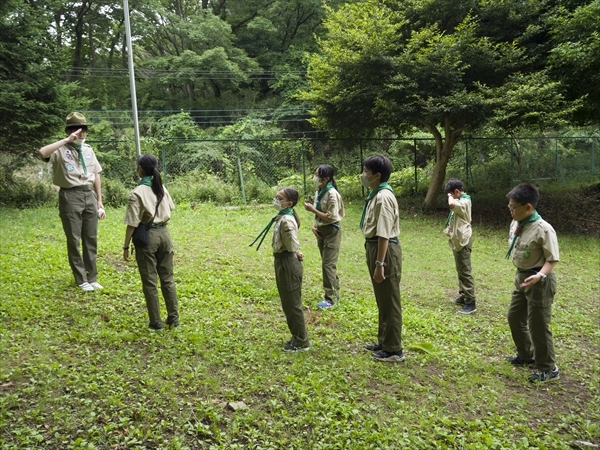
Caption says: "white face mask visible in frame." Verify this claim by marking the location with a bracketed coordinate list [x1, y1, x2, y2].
[273, 199, 284, 210]
[360, 173, 373, 188]
[72, 138, 85, 146]
[312, 175, 320, 185]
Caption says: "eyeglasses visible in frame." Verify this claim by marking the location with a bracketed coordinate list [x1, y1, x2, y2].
[507, 203, 526, 211]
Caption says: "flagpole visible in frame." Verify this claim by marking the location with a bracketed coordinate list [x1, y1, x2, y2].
[123, 0, 141, 157]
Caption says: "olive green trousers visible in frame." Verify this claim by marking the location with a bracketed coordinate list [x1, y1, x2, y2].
[317, 224, 341, 302]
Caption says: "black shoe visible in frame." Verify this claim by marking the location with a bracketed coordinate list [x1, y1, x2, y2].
[149, 321, 163, 330]
[371, 350, 405, 363]
[506, 355, 535, 366]
[528, 365, 560, 383]
[283, 342, 310, 352]
[458, 303, 477, 314]
[166, 318, 179, 327]
[452, 296, 466, 305]
[364, 343, 383, 351]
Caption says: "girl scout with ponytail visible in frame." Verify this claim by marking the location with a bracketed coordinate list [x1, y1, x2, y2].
[123, 154, 179, 330]
[303, 164, 345, 308]
[250, 187, 309, 352]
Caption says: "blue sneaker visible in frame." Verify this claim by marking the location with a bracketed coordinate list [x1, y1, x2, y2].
[317, 300, 334, 309]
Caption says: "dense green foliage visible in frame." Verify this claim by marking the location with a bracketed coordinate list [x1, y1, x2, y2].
[1, 204, 598, 448]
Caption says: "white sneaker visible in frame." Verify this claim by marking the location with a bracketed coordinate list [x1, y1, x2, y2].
[79, 282, 95, 292]
[89, 282, 103, 290]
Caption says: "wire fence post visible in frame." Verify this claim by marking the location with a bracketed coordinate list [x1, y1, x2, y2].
[301, 140, 307, 198]
[161, 143, 167, 185]
[236, 141, 247, 204]
[413, 139, 418, 194]
[360, 139, 365, 198]
[465, 138, 469, 185]
[592, 138, 596, 175]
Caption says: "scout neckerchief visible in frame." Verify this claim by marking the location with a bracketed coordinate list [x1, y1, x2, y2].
[249, 207, 295, 251]
[445, 192, 471, 227]
[68, 143, 87, 175]
[505, 210, 541, 259]
[359, 182, 393, 229]
[316, 181, 334, 212]
[138, 176, 153, 187]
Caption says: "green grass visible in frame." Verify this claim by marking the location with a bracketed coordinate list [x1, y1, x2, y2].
[0, 203, 599, 449]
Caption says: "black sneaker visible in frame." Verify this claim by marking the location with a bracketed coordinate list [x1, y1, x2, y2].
[364, 343, 383, 351]
[452, 296, 466, 305]
[371, 350, 405, 363]
[283, 343, 310, 352]
[149, 321, 163, 330]
[506, 355, 535, 366]
[165, 318, 179, 327]
[458, 303, 477, 314]
[528, 366, 560, 383]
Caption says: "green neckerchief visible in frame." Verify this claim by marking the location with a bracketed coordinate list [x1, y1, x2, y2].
[505, 210, 541, 259]
[249, 207, 295, 251]
[68, 143, 87, 176]
[138, 176, 153, 187]
[445, 192, 471, 227]
[316, 181, 334, 212]
[359, 182, 394, 229]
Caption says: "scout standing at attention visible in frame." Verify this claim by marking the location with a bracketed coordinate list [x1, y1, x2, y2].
[250, 187, 309, 351]
[39, 112, 105, 292]
[303, 164, 345, 309]
[505, 183, 560, 382]
[123, 154, 179, 330]
[360, 155, 404, 363]
[443, 178, 477, 314]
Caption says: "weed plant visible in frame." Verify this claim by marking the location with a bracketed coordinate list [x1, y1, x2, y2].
[0, 204, 598, 449]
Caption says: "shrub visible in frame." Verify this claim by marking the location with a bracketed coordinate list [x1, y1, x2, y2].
[102, 178, 130, 207]
[167, 171, 241, 204]
[0, 164, 57, 207]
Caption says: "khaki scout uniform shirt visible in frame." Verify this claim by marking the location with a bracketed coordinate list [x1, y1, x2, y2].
[509, 218, 560, 270]
[313, 188, 345, 228]
[272, 215, 300, 254]
[46, 144, 102, 188]
[124, 185, 175, 227]
[361, 190, 400, 239]
[444, 197, 472, 251]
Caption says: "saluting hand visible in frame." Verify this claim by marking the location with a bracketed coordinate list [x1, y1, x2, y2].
[66, 128, 83, 143]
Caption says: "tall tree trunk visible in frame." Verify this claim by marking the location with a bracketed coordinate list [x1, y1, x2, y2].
[421, 118, 464, 209]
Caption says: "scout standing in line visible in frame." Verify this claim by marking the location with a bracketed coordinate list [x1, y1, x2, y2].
[443, 178, 477, 314]
[303, 164, 345, 309]
[505, 183, 560, 382]
[360, 155, 404, 363]
[39, 112, 105, 292]
[250, 187, 309, 351]
[123, 154, 179, 330]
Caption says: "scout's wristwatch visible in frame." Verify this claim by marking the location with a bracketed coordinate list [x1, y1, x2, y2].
[375, 260, 387, 267]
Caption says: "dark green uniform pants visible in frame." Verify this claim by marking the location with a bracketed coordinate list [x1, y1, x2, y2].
[453, 237, 475, 304]
[58, 187, 98, 285]
[135, 226, 178, 325]
[274, 252, 309, 348]
[507, 271, 557, 372]
[317, 224, 341, 302]
[366, 241, 403, 353]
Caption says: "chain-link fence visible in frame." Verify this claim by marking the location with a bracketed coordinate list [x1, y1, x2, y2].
[36, 136, 598, 205]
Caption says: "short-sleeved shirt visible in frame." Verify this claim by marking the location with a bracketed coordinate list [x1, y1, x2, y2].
[361, 189, 400, 239]
[313, 188, 345, 227]
[272, 214, 300, 254]
[46, 144, 102, 188]
[124, 185, 175, 227]
[444, 197, 472, 251]
[509, 218, 560, 270]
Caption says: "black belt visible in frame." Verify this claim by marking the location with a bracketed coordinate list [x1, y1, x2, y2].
[150, 222, 167, 228]
[518, 267, 543, 273]
[62, 185, 92, 192]
[273, 251, 295, 258]
[365, 237, 399, 244]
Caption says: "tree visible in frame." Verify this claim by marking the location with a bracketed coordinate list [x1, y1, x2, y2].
[301, 0, 575, 208]
[0, 0, 73, 169]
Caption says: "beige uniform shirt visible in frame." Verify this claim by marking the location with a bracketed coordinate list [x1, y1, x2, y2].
[313, 188, 345, 227]
[361, 189, 400, 239]
[124, 185, 175, 227]
[443, 197, 472, 251]
[509, 218, 560, 270]
[47, 144, 102, 188]
[272, 214, 300, 253]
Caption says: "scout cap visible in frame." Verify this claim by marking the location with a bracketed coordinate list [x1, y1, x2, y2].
[65, 112, 88, 128]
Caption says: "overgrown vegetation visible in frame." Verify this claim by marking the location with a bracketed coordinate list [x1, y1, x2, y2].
[1, 203, 598, 449]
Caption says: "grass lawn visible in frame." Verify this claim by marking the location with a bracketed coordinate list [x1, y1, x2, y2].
[1, 202, 599, 449]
